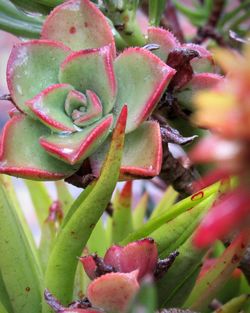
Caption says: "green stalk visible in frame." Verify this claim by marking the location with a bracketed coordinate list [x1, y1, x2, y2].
[42, 108, 127, 312]
[0, 1, 42, 38]
[148, 0, 167, 26]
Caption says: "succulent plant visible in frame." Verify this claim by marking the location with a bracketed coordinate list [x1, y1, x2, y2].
[146, 27, 223, 111]
[0, 0, 177, 181]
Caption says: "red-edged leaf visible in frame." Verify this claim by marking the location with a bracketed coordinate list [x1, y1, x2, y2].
[114, 47, 176, 133]
[147, 27, 180, 62]
[40, 115, 113, 165]
[26, 84, 76, 132]
[104, 238, 158, 281]
[87, 271, 140, 313]
[194, 188, 250, 248]
[182, 43, 214, 73]
[59, 46, 116, 115]
[90, 121, 163, 179]
[176, 73, 223, 108]
[41, 0, 115, 55]
[0, 115, 77, 180]
[7, 40, 71, 115]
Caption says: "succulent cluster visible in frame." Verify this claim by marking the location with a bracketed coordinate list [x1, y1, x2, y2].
[0, 0, 222, 183]
[45, 238, 178, 313]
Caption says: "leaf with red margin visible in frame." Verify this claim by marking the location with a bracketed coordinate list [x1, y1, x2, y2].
[87, 271, 140, 313]
[114, 48, 176, 133]
[0, 115, 78, 180]
[59, 46, 116, 115]
[176, 73, 223, 108]
[26, 84, 76, 133]
[41, 0, 115, 56]
[182, 43, 214, 73]
[40, 115, 113, 165]
[147, 27, 181, 62]
[7, 40, 71, 115]
[90, 121, 163, 179]
[104, 238, 158, 281]
[186, 229, 250, 311]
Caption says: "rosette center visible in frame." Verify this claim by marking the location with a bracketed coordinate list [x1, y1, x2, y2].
[65, 89, 103, 127]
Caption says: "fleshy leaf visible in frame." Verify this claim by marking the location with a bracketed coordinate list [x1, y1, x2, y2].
[59, 46, 116, 115]
[176, 73, 223, 108]
[90, 121, 162, 179]
[104, 238, 158, 281]
[114, 48, 176, 133]
[7, 40, 71, 114]
[40, 115, 113, 165]
[27, 84, 77, 132]
[0, 115, 78, 180]
[87, 271, 140, 313]
[111, 182, 134, 244]
[147, 27, 180, 62]
[41, 0, 115, 55]
[73, 90, 103, 127]
[182, 43, 214, 73]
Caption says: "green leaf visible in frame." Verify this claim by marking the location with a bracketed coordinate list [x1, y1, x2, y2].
[0, 176, 37, 256]
[0, 301, 9, 313]
[87, 218, 108, 256]
[149, 0, 167, 26]
[55, 181, 73, 215]
[39, 216, 58, 272]
[121, 183, 220, 245]
[132, 192, 148, 230]
[150, 186, 178, 220]
[127, 278, 157, 313]
[186, 230, 250, 311]
[213, 294, 250, 313]
[156, 235, 206, 308]
[0, 177, 43, 313]
[112, 182, 133, 244]
[25, 180, 52, 226]
[151, 195, 215, 257]
[42, 106, 127, 311]
[0, 272, 13, 313]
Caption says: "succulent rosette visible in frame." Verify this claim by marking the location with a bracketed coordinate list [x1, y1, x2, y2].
[0, 0, 176, 181]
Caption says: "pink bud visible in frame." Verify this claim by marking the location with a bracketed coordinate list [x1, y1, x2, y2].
[104, 238, 158, 281]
